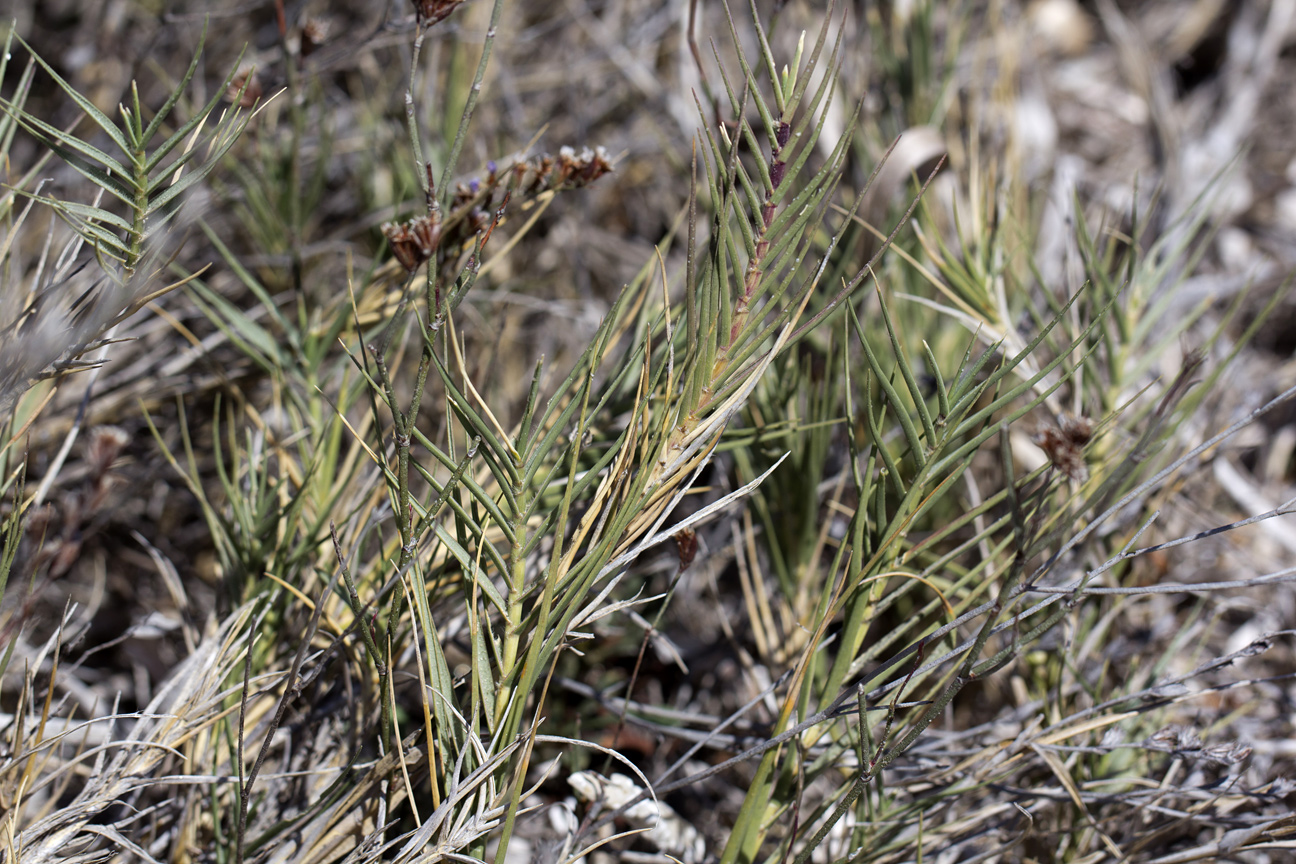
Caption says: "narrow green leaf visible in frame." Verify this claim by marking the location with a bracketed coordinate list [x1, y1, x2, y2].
[718, 1, 776, 134]
[199, 222, 300, 354]
[862, 370, 905, 499]
[410, 562, 464, 753]
[852, 304, 927, 472]
[432, 521, 508, 629]
[772, 27, 851, 209]
[921, 340, 950, 420]
[143, 56, 249, 176]
[185, 281, 282, 373]
[128, 80, 144, 145]
[51, 199, 134, 233]
[516, 356, 544, 453]
[877, 289, 937, 446]
[745, 0, 784, 112]
[14, 33, 133, 157]
[0, 104, 134, 189]
[140, 20, 215, 145]
[146, 112, 254, 218]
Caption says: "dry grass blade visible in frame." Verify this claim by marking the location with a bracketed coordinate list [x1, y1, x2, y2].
[10, 605, 255, 863]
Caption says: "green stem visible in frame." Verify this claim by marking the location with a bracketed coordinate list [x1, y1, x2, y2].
[437, 0, 507, 210]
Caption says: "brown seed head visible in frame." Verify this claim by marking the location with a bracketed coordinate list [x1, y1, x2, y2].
[382, 214, 443, 272]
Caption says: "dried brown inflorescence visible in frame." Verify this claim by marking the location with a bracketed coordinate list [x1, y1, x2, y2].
[224, 67, 262, 109]
[301, 18, 330, 57]
[674, 527, 698, 572]
[382, 147, 613, 272]
[1035, 412, 1095, 482]
[502, 145, 614, 198]
[410, 0, 468, 27]
[381, 214, 444, 273]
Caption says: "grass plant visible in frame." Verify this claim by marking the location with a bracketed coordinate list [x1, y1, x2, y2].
[2, 2, 1295, 863]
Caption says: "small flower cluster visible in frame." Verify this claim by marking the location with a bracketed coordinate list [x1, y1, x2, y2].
[225, 68, 262, 109]
[410, 0, 467, 27]
[450, 146, 613, 208]
[1035, 412, 1095, 482]
[519, 145, 615, 193]
[302, 18, 330, 57]
[383, 146, 613, 272]
[453, 146, 612, 227]
[381, 214, 443, 273]
[674, 527, 698, 572]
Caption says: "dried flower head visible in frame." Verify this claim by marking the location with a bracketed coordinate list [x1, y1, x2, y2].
[86, 425, 130, 478]
[1035, 412, 1095, 482]
[1058, 412, 1095, 445]
[225, 68, 262, 109]
[517, 146, 616, 193]
[382, 214, 443, 272]
[674, 527, 698, 571]
[411, 0, 467, 26]
[302, 18, 331, 56]
[554, 146, 613, 188]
